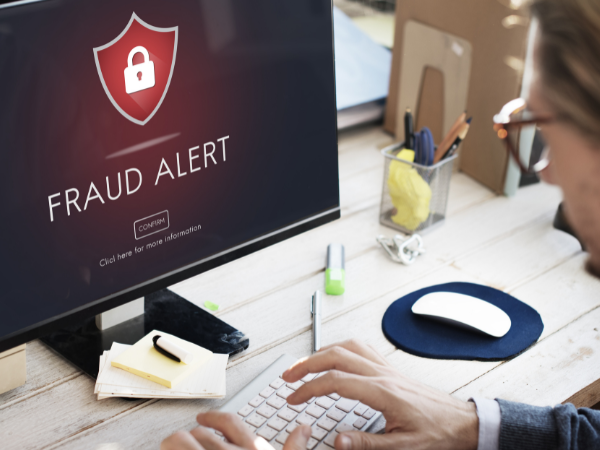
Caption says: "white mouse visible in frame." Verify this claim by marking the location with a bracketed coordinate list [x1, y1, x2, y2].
[411, 292, 511, 338]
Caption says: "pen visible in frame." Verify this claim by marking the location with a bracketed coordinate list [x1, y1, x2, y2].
[404, 108, 414, 150]
[311, 290, 321, 353]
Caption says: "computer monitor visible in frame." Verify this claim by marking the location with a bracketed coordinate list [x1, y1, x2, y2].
[0, 0, 339, 372]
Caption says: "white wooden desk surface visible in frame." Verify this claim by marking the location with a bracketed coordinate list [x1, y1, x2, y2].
[2, 125, 599, 449]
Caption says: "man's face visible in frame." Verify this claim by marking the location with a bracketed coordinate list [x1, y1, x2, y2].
[528, 80, 600, 275]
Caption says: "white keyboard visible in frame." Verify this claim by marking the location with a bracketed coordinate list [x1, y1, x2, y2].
[217, 354, 383, 450]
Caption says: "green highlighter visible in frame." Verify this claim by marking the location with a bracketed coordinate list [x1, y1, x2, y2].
[325, 243, 345, 295]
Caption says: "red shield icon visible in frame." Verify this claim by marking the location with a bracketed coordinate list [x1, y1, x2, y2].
[93, 13, 178, 126]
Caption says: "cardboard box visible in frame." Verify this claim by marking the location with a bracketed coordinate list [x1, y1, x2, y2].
[0, 344, 26, 394]
[385, 0, 530, 193]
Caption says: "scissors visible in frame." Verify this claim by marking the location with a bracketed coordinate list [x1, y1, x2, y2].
[413, 127, 435, 166]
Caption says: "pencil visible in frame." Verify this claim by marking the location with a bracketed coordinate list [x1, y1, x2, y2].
[434, 112, 467, 163]
[441, 118, 472, 160]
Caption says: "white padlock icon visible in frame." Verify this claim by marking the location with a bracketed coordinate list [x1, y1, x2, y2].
[124, 46, 155, 94]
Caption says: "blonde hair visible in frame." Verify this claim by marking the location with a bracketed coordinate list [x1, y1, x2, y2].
[530, 0, 600, 140]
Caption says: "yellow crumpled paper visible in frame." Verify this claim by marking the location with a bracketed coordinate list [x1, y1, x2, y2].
[387, 149, 431, 230]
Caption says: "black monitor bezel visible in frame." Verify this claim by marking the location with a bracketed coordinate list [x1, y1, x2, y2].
[0, 0, 339, 353]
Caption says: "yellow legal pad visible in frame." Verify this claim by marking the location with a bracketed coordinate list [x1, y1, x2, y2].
[111, 330, 213, 388]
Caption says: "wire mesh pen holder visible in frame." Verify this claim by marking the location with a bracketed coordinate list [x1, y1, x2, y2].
[380, 142, 456, 234]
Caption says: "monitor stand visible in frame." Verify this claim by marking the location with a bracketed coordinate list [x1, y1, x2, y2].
[40, 289, 248, 378]
[95, 297, 145, 331]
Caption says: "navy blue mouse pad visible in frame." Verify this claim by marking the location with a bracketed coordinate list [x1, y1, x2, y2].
[382, 282, 544, 361]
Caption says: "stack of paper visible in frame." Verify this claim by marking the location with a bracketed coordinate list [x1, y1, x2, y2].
[94, 332, 227, 400]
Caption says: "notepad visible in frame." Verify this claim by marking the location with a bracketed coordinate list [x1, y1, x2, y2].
[96, 342, 227, 400]
[111, 330, 213, 388]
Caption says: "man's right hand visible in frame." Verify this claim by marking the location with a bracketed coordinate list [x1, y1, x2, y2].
[161, 411, 311, 450]
[282, 340, 479, 450]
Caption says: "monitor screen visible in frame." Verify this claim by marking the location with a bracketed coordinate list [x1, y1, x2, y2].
[0, 0, 339, 351]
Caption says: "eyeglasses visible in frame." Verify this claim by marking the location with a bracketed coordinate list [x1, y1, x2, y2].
[493, 98, 554, 174]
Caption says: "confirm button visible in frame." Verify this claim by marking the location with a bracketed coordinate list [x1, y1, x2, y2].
[134, 210, 169, 240]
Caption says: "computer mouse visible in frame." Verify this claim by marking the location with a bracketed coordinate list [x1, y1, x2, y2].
[411, 292, 511, 338]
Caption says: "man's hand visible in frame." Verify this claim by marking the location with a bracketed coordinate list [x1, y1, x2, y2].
[161, 411, 311, 450]
[282, 340, 479, 450]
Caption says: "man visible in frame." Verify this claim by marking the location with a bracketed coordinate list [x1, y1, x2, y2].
[162, 0, 600, 448]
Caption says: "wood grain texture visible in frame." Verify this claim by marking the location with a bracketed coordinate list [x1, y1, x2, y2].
[0, 373, 145, 450]
[454, 307, 600, 407]
[1, 125, 597, 449]
[0, 341, 79, 408]
[454, 211, 582, 291]
[564, 378, 600, 408]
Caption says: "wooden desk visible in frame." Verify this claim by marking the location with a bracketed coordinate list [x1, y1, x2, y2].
[1, 125, 599, 449]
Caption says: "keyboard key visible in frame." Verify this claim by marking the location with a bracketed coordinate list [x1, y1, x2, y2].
[315, 444, 331, 450]
[270, 378, 286, 389]
[272, 442, 284, 450]
[277, 387, 295, 399]
[286, 422, 299, 433]
[244, 422, 257, 433]
[287, 380, 304, 391]
[306, 404, 326, 419]
[316, 397, 335, 410]
[336, 422, 354, 433]
[307, 397, 316, 404]
[214, 430, 223, 436]
[302, 373, 318, 382]
[316, 417, 337, 432]
[238, 404, 254, 417]
[246, 413, 267, 428]
[327, 393, 341, 400]
[278, 408, 298, 422]
[326, 409, 346, 422]
[324, 431, 338, 448]
[267, 396, 287, 409]
[362, 408, 376, 420]
[257, 404, 278, 419]
[335, 399, 359, 413]
[288, 402, 307, 413]
[268, 417, 288, 431]
[307, 438, 319, 450]
[353, 404, 368, 416]
[260, 387, 276, 398]
[311, 426, 328, 441]
[257, 426, 278, 441]
[276, 433, 289, 444]
[297, 413, 317, 426]
[249, 395, 265, 407]
[353, 417, 367, 430]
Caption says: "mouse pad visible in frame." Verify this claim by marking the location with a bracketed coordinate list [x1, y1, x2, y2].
[382, 282, 544, 361]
